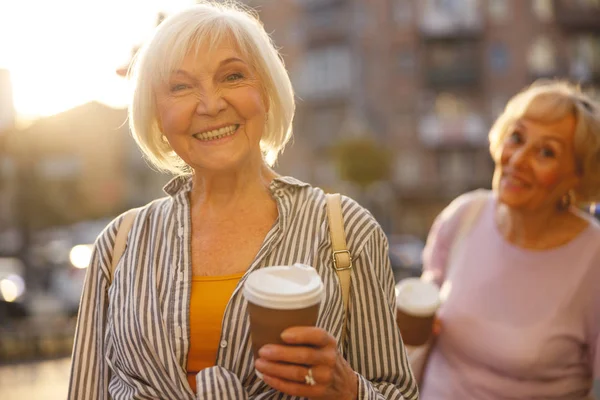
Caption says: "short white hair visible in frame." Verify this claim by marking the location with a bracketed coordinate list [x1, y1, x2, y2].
[128, 1, 295, 174]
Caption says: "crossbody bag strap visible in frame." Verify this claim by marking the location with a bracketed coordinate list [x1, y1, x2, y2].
[110, 208, 140, 284]
[325, 193, 352, 346]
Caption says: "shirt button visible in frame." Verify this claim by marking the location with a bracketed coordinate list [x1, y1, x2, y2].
[220, 340, 228, 348]
[177, 227, 184, 236]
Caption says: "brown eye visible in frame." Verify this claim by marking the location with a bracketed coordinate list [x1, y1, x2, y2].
[540, 147, 556, 158]
[508, 131, 523, 144]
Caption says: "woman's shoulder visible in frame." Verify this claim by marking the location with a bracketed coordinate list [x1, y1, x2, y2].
[94, 196, 173, 245]
[275, 176, 383, 245]
[437, 188, 493, 225]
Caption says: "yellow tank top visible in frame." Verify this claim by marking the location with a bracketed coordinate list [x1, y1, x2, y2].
[186, 272, 244, 392]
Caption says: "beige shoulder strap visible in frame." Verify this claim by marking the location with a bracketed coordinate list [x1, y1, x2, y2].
[325, 193, 352, 346]
[110, 208, 140, 284]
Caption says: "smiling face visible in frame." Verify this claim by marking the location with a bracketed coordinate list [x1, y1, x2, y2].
[154, 38, 268, 174]
[494, 114, 581, 211]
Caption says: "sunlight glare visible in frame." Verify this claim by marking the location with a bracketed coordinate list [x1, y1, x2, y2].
[0, 0, 195, 119]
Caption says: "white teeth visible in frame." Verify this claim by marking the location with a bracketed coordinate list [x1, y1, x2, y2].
[193, 125, 238, 141]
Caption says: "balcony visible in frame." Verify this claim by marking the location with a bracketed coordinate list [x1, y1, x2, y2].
[554, 0, 600, 32]
[418, 113, 488, 148]
[426, 66, 480, 88]
[303, 0, 350, 45]
[419, 0, 483, 39]
[424, 42, 480, 88]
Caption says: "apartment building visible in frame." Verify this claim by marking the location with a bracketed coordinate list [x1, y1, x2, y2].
[251, 0, 600, 236]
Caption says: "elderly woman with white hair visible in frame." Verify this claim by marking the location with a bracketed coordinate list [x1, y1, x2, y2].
[67, 2, 418, 399]
[419, 81, 600, 399]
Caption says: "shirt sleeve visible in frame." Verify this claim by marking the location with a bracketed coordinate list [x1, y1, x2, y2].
[67, 216, 121, 400]
[346, 226, 419, 400]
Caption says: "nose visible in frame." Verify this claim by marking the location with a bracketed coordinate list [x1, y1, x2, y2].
[505, 145, 529, 169]
[195, 89, 227, 116]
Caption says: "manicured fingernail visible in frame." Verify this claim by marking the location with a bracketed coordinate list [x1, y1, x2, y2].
[259, 346, 272, 357]
[281, 331, 294, 341]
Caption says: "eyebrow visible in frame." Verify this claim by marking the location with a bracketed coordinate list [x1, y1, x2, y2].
[219, 57, 246, 67]
[171, 57, 247, 79]
[511, 122, 567, 146]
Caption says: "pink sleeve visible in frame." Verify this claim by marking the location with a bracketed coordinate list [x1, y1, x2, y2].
[421, 213, 453, 287]
[421, 191, 485, 287]
[585, 245, 600, 380]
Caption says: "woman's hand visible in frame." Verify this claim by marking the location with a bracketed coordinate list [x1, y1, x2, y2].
[255, 326, 358, 400]
[433, 316, 442, 337]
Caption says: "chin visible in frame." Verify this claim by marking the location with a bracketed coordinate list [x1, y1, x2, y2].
[497, 191, 529, 209]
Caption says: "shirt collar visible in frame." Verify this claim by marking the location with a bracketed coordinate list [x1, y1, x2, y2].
[163, 174, 311, 198]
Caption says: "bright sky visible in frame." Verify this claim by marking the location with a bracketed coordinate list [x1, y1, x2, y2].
[0, 0, 195, 120]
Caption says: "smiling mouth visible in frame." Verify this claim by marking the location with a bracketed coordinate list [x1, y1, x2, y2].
[503, 175, 530, 187]
[192, 124, 240, 141]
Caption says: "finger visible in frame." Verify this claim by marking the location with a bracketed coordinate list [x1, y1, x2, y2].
[258, 344, 337, 367]
[261, 373, 327, 399]
[433, 318, 442, 336]
[255, 358, 333, 386]
[280, 326, 336, 348]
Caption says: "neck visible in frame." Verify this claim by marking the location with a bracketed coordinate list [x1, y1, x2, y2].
[495, 202, 570, 247]
[190, 161, 278, 214]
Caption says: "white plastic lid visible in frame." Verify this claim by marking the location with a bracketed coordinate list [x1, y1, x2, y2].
[395, 278, 440, 317]
[243, 263, 324, 310]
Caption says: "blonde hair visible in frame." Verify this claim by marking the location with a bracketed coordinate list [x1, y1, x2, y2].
[489, 80, 600, 202]
[128, 1, 295, 174]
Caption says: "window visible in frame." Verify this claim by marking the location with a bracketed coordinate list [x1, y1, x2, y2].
[532, 0, 554, 22]
[438, 150, 472, 185]
[490, 94, 509, 119]
[394, 152, 421, 188]
[397, 49, 416, 74]
[569, 35, 600, 82]
[421, 0, 482, 34]
[489, 42, 509, 73]
[419, 92, 487, 147]
[488, 0, 509, 23]
[528, 36, 557, 76]
[393, 0, 413, 24]
[295, 45, 352, 99]
[309, 107, 343, 149]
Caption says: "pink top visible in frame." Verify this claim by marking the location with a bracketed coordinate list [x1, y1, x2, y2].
[420, 190, 600, 400]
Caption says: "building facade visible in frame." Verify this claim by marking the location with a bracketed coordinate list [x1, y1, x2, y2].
[250, 0, 600, 237]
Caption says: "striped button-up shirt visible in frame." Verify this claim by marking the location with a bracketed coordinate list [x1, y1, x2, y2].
[68, 175, 418, 400]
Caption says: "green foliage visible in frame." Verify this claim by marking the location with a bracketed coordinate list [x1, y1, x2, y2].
[332, 138, 392, 188]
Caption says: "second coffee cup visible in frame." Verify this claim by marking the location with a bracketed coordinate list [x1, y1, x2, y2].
[243, 263, 324, 377]
[395, 278, 440, 346]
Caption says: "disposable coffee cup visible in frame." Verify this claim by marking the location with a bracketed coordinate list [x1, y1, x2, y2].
[395, 278, 440, 346]
[243, 263, 323, 378]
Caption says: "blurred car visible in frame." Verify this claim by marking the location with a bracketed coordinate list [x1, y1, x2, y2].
[46, 218, 110, 316]
[387, 234, 425, 283]
[0, 257, 28, 320]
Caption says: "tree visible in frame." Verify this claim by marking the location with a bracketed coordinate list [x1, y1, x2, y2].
[332, 137, 392, 189]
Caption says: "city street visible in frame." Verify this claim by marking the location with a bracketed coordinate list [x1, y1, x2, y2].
[0, 358, 70, 400]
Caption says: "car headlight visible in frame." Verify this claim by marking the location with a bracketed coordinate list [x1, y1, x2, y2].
[0, 274, 25, 302]
[69, 244, 94, 269]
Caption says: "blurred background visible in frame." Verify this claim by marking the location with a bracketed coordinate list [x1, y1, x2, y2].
[0, 0, 599, 398]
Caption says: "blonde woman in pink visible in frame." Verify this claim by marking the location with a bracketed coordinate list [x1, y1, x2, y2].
[421, 81, 600, 399]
